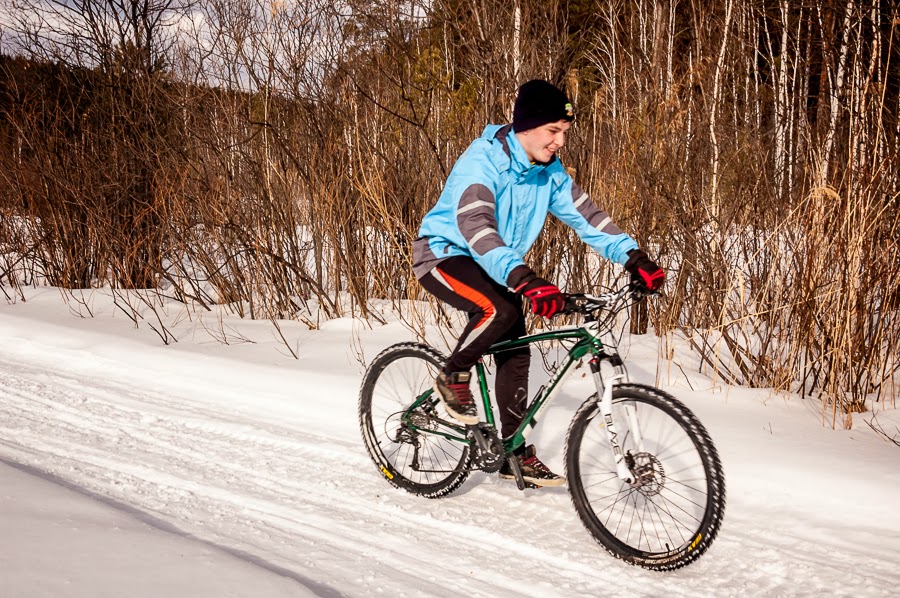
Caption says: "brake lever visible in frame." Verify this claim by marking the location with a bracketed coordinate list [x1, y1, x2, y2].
[628, 282, 661, 301]
[557, 293, 585, 316]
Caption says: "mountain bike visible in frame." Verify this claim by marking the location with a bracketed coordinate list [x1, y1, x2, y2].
[358, 285, 725, 570]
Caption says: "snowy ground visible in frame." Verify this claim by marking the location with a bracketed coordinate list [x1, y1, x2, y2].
[1, 287, 898, 597]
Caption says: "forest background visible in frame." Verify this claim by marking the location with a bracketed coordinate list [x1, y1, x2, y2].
[0, 0, 898, 427]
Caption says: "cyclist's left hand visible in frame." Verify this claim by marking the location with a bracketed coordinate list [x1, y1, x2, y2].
[519, 277, 565, 318]
[624, 249, 665, 292]
[509, 265, 565, 318]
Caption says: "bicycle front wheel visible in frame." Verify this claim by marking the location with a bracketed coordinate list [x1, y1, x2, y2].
[566, 383, 725, 570]
[359, 342, 472, 498]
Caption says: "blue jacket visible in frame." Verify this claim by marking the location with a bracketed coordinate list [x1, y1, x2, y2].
[412, 124, 638, 287]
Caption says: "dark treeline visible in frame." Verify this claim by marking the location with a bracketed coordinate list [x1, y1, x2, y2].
[0, 0, 898, 424]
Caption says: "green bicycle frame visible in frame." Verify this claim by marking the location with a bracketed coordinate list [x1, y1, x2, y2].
[485, 325, 608, 453]
[400, 321, 618, 455]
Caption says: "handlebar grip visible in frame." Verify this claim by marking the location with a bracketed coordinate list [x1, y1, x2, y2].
[557, 293, 589, 315]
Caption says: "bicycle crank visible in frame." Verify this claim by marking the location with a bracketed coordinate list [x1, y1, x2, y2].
[467, 423, 505, 473]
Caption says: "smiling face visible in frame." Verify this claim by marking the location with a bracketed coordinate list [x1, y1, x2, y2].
[516, 120, 572, 164]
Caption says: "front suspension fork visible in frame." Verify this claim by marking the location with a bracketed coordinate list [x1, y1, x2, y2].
[590, 359, 634, 484]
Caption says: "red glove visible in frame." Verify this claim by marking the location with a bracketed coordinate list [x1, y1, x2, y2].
[509, 266, 565, 318]
[624, 249, 665, 292]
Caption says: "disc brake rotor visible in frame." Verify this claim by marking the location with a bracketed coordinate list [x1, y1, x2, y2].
[630, 452, 666, 497]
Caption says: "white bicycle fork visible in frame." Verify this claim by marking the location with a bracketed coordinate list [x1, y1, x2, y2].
[592, 366, 644, 484]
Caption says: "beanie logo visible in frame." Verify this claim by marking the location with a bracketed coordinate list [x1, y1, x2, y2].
[565, 103, 574, 117]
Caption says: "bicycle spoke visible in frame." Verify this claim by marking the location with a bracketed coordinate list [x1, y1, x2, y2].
[579, 472, 620, 489]
[661, 477, 709, 505]
[360, 344, 473, 496]
[569, 385, 724, 566]
[645, 495, 683, 550]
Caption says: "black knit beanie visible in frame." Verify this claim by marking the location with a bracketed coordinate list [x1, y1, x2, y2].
[512, 79, 574, 133]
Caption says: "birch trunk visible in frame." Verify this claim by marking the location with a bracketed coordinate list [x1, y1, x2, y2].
[709, 0, 734, 218]
[817, 0, 855, 187]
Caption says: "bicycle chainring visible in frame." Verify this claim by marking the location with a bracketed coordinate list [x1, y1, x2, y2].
[467, 424, 505, 473]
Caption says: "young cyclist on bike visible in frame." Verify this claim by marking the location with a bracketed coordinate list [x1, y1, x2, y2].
[412, 79, 665, 487]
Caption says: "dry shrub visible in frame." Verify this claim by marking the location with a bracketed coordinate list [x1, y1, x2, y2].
[0, 0, 897, 425]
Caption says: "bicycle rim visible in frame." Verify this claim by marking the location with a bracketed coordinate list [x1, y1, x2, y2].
[359, 343, 472, 497]
[567, 384, 725, 569]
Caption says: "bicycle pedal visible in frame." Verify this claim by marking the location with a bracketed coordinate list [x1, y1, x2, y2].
[497, 473, 540, 489]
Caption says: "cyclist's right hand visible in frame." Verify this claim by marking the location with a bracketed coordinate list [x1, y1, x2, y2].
[509, 266, 565, 318]
[624, 249, 665, 292]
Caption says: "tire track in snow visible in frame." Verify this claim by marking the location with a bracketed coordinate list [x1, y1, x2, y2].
[0, 360, 651, 596]
[1, 357, 895, 597]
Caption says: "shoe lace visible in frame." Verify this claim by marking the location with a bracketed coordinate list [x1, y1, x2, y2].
[447, 382, 475, 406]
[522, 455, 551, 474]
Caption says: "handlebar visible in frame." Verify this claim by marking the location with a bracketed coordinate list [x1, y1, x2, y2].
[557, 284, 657, 319]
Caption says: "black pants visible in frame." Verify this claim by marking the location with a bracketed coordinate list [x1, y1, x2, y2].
[418, 256, 530, 438]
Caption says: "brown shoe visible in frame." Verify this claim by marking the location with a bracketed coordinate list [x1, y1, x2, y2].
[499, 445, 566, 487]
[434, 371, 479, 425]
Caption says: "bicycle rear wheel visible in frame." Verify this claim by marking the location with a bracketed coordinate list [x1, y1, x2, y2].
[359, 342, 472, 498]
[565, 383, 725, 570]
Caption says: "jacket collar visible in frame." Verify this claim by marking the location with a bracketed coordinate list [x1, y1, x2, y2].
[481, 124, 557, 182]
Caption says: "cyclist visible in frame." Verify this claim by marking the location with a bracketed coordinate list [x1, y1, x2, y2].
[412, 79, 664, 487]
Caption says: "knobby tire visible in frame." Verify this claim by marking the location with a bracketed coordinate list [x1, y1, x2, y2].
[359, 342, 472, 498]
[565, 384, 725, 570]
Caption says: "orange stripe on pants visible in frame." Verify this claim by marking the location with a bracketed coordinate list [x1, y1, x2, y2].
[437, 269, 496, 330]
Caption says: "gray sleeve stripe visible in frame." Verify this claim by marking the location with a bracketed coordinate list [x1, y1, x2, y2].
[573, 190, 626, 235]
[459, 184, 495, 208]
[593, 215, 611, 230]
[602, 222, 625, 235]
[459, 211, 499, 240]
[460, 215, 498, 243]
[591, 215, 624, 235]
[457, 200, 495, 214]
[471, 231, 506, 255]
[577, 200, 605, 226]
[573, 192, 590, 209]
[458, 183, 501, 245]
[572, 181, 586, 200]
[468, 228, 496, 246]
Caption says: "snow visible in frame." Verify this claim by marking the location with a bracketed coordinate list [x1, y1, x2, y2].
[0, 460, 315, 597]
[1, 286, 898, 597]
